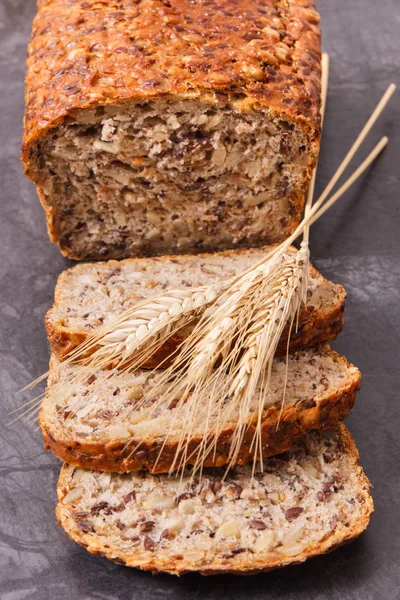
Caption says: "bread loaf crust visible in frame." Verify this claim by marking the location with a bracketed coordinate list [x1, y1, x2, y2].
[40, 345, 360, 473]
[55, 425, 373, 575]
[22, 0, 321, 258]
[23, 0, 321, 156]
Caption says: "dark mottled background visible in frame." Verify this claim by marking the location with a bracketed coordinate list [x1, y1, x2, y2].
[0, 1, 399, 598]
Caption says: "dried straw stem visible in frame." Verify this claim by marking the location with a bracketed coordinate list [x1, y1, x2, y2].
[192, 243, 310, 472]
[304, 52, 330, 243]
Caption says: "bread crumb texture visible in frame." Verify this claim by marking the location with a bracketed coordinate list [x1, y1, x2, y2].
[56, 426, 373, 574]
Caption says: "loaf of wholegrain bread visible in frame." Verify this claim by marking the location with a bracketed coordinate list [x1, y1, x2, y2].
[56, 425, 373, 575]
[23, 0, 321, 260]
[45, 246, 346, 364]
[40, 344, 360, 473]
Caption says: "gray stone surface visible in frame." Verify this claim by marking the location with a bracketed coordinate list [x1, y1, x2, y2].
[0, 0, 399, 598]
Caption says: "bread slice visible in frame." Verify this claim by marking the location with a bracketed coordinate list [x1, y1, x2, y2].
[40, 344, 360, 473]
[56, 425, 373, 575]
[23, 2, 321, 260]
[45, 246, 346, 364]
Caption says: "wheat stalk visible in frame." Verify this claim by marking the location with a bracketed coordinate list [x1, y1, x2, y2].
[88, 286, 221, 370]
[16, 73, 395, 460]
[303, 52, 330, 243]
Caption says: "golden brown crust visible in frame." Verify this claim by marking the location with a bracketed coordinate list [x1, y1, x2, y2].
[40, 346, 360, 473]
[55, 425, 374, 575]
[23, 0, 321, 169]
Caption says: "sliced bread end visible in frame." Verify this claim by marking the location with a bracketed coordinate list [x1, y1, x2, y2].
[55, 425, 373, 575]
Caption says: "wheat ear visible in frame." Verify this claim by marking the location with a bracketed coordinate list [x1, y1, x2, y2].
[224, 242, 309, 467]
[20, 284, 226, 394]
[84, 286, 220, 370]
